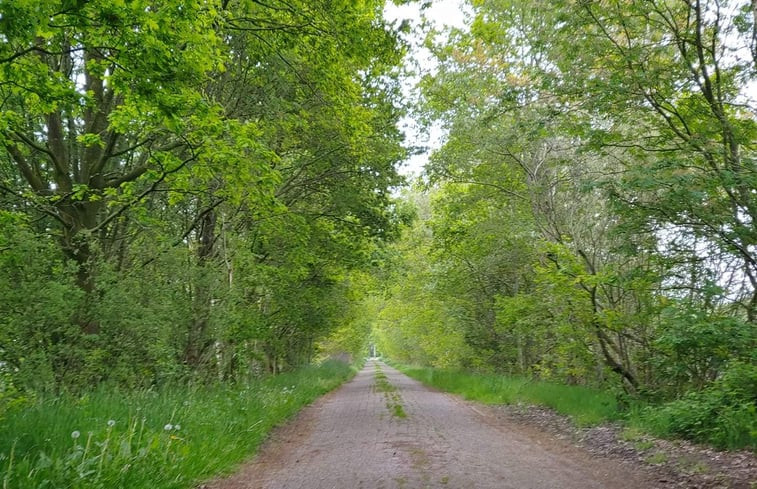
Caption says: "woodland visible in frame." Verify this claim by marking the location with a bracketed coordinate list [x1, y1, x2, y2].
[0, 0, 408, 388]
[375, 0, 757, 449]
[0, 0, 756, 460]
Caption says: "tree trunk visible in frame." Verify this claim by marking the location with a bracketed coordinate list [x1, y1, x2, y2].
[184, 207, 218, 370]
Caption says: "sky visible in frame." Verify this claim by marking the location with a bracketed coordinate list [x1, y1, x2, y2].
[383, 0, 471, 178]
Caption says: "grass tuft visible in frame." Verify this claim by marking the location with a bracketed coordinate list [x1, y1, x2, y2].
[391, 402, 407, 418]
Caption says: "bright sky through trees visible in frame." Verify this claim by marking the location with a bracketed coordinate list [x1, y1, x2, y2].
[384, 0, 470, 177]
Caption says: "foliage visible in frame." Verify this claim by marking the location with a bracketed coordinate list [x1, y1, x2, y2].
[652, 303, 756, 393]
[634, 362, 757, 450]
[0, 0, 406, 390]
[3, 0, 756, 459]
[0, 212, 82, 390]
[380, 0, 757, 389]
[373, 191, 473, 368]
[374, 0, 756, 451]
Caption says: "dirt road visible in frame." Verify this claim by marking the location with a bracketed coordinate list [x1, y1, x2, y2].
[210, 360, 661, 489]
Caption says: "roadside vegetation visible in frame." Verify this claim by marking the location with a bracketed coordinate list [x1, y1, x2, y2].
[395, 365, 755, 451]
[1, 1, 403, 486]
[398, 365, 617, 426]
[2, 0, 756, 481]
[0, 361, 354, 489]
[0, 0, 403, 396]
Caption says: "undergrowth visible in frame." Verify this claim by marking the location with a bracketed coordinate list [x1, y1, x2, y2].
[0, 360, 354, 489]
[629, 361, 756, 450]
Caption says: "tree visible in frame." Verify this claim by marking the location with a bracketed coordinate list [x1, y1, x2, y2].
[0, 0, 276, 333]
[404, 0, 756, 393]
[373, 190, 472, 368]
[0, 0, 410, 387]
[553, 0, 757, 321]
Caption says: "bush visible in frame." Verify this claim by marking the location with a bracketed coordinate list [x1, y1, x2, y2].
[638, 362, 757, 450]
[0, 213, 84, 392]
[653, 304, 755, 394]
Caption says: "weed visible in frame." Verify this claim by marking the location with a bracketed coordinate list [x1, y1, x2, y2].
[676, 456, 709, 475]
[391, 403, 407, 418]
[374, 377, 396, 393]
[620, 427, 644, 442]
[645, 452, 668, 465]
[374, 366, 407, 419]
[633, 440, 655, 452]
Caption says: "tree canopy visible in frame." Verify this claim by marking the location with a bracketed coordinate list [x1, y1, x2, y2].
[377, 0, 756, 407]
[0, 0, 407, 388]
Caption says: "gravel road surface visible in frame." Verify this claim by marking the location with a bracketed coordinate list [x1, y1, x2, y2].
[209, 360, 660, 489]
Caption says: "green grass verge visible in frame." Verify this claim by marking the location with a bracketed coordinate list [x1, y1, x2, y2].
[0, 360, 355, 489]
[395, 364, 756, 451]
[397, 365, 618, 426]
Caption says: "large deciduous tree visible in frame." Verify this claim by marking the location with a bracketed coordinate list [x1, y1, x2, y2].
[0, 0, 276, 332]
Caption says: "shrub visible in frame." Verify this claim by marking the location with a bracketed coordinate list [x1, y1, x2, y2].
[639, 362, 757, 450]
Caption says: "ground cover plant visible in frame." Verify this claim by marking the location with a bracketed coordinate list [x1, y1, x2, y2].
[397, 365, 618, 426]
[374, 364, 406, 419]
[0, 361, 354, 489]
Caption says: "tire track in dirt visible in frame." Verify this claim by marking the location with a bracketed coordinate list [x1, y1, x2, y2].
[207, 360, 661, 489]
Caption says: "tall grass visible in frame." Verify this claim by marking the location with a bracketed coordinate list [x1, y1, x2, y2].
[399, 366, 618, 426]
[0, 360, 354, 489]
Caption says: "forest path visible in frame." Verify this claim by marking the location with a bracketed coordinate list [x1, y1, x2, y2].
[208, 360, 659, 489]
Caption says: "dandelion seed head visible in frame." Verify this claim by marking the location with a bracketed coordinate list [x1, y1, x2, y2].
[107, 419, 116, 427]
[174, 424, 181, 431]
[164, 423, 173, 431]
[71, 430, 80, 439]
